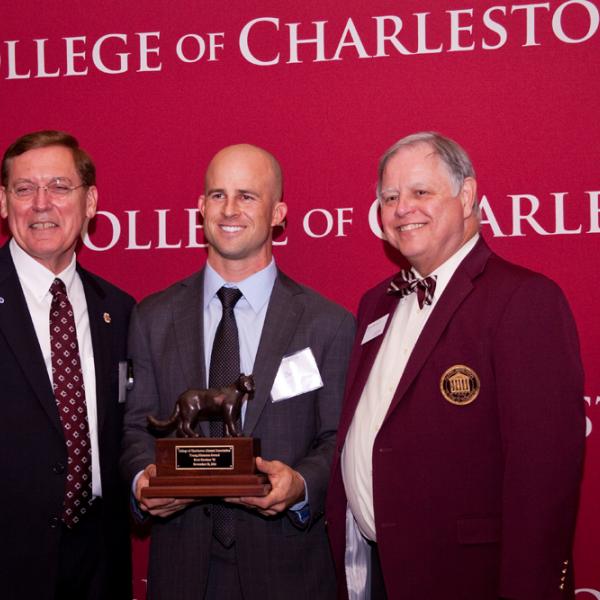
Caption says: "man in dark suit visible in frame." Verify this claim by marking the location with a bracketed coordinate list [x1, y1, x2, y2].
[0, 130, 134, 600]
[326, 132, 585, 600]
[121, 143, 355, 599]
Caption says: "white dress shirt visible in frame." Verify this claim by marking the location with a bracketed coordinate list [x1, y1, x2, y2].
[10, 239, 102, 497]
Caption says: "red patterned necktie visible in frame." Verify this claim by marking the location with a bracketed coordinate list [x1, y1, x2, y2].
[49, 278, 92, 527]
[387, 269, 437, 309]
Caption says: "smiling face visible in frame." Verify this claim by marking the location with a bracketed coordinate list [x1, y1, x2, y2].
[198, 144, 287, 281]
[0, 145, 97, 274]
[379, 143, 477, 276]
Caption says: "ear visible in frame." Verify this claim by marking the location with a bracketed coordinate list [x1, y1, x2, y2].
[198, 195, 206, 217]
[460, 177, 477, 219]
[271, 201, 288, 227]
[0, 187, 7, 219]
[85, 186, 98, 219]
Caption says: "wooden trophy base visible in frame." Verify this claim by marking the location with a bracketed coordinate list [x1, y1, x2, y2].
[142, 437, 271, 498]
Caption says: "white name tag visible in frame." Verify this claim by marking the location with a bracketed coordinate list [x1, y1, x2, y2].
[361, 314, 389, 345]
[118, 361, 128, 404]
[271, 347, 324, 402]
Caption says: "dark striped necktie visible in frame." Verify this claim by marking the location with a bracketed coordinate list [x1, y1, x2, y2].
[387, 269, 437, 309]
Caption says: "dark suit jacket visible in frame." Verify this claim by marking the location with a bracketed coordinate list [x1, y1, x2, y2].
[121, 268, 355, 600]
[0, 242, 135, 600]
[326, 238, 585, 600]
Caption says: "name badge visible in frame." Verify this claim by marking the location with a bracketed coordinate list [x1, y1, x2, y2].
[361, 314, 389, 345]
[118, 360, 134, 403]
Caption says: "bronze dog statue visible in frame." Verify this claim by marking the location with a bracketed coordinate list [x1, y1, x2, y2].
[147, 374, 255, 438]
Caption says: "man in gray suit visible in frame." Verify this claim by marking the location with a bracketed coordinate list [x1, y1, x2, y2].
[121, 143, 355, 599]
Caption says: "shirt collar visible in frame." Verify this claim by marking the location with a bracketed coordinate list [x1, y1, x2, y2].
[203, 259, 277, 313]
[413, 234, 479, 300]
[9, 238, 78, 302]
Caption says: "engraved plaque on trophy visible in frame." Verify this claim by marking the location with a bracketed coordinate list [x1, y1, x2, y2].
[141, 374, 271, 498]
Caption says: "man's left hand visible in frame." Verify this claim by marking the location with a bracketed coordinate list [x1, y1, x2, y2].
[225, 457, 305, 516]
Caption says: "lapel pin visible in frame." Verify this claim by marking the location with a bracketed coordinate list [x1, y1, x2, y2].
[0, 297, 4, 304]
[440, 364, 480, 406]
[103, 312, 112, 324]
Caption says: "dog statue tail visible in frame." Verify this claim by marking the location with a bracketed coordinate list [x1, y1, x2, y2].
[147, 405, 180, 432]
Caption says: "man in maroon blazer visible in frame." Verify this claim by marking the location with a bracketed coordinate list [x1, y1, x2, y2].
[326, 132, 585, 600]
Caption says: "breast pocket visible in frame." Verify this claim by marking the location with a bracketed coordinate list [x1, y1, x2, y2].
[457, 515, 501, 545]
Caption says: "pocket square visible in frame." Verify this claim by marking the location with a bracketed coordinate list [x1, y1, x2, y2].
[271, 347, 324, 402]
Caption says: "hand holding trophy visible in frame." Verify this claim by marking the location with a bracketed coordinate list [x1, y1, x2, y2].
[141, 374, 271, 498]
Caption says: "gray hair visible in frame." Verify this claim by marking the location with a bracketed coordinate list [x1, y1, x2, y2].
[377, 132, 477, 211]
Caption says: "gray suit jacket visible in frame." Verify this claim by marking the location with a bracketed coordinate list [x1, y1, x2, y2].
[121, 268, 355, 600]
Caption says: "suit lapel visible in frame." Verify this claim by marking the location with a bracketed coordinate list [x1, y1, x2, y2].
[384, 237, 492, 420]
[0, 243, 62, 435]
[171, 271, 207, 434]
[242, 272, 304, 437]
[78, 266, 112, 436]
[337, 290, 399, 440]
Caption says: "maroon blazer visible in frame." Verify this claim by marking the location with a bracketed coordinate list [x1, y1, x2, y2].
[326, 238, 585, 600]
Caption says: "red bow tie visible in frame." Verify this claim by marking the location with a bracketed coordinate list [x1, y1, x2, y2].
[387, 269, 437, 309]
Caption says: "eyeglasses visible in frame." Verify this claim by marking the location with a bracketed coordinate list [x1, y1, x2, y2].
[9, 178, 86, 199]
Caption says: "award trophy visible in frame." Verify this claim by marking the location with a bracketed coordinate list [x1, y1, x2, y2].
[141, 374, 271, 498]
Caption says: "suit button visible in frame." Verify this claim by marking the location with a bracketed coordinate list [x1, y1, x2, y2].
[49, 516, 60, 528]
[203, 507, 211, 517]
[52, 462, 65, 474]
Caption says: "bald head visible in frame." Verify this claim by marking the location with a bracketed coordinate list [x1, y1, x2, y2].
[198, 143, 287, 281]
[205, 144, 282, 203]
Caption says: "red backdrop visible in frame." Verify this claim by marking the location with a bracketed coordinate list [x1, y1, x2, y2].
[1, 1, 599, 597]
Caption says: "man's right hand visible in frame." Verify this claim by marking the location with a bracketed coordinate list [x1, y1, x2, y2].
[135, 464, 194, 517]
